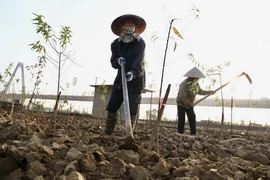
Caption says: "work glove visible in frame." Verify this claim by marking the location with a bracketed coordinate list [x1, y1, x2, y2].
[126, 71, 133, 82]
[118, 57, 126, 66]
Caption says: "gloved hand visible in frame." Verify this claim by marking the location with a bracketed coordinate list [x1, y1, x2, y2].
[118, 57, 126, 66]
[126, 72, 133, 82]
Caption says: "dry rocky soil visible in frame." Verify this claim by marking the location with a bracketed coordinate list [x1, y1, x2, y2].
[0, 108, 270, 180]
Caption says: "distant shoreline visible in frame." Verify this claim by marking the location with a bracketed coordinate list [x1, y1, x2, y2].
[2, 94, 270, 108]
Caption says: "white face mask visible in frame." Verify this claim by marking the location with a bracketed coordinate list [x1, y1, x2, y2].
[122, 25, 135, 35]
[118, 25, 141, 43]
[119, 33, 134, 43]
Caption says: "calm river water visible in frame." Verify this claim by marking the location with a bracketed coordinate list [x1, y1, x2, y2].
[139, 104, 270, 126]
[31, 100, 270, 126]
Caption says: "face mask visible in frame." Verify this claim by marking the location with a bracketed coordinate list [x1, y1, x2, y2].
[122, 25, 135, 35]
[118, 25, 141, 43]
[119, 34, 134, 43]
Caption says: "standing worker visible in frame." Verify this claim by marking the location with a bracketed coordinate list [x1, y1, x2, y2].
[103, 14, 146, 136]
[176, 67, 215, 135]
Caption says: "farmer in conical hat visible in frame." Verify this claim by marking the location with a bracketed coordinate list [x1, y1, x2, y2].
[104, 14, 146, 136]
[176, 67, 215, 135]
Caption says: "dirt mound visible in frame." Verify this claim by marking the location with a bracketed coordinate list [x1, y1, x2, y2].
[0, 109, 270, 179]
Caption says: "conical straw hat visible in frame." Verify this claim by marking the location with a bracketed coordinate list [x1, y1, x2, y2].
[183, 67, 206, 78]
[111, 14, 146, 36]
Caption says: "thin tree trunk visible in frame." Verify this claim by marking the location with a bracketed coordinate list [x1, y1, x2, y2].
[26, 93, 35, 114]
[53, 91, 61, 128]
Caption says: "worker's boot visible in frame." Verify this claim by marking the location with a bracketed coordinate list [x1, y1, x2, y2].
[104, 112, 119, 135]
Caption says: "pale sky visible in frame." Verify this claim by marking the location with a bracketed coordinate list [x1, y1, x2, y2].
[1, 0, 270, 100]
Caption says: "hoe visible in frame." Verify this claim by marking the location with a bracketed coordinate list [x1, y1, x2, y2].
[118, 61, 139, 152]
[194, 72, 252, 106]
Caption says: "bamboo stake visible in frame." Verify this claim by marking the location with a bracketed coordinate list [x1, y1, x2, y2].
[9, 100, 15, 118]
[148, 84, 170, 152]
[230, 96, 233, 134]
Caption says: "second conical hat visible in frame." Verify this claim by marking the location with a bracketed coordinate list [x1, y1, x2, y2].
[183, 67, 206, 78]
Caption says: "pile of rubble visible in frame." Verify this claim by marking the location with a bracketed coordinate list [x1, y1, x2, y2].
[0, 109, 270, 180]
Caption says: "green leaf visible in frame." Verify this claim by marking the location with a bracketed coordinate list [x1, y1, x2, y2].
[172, 27, 184, 39]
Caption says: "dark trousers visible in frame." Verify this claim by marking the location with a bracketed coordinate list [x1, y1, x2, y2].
[106, 88, 141, 115]
[177, 105, 196, 135]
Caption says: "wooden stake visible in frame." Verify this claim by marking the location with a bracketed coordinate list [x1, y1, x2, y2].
[148, 84, 171, 152]
[9, 100, 15, 118]
[246, 120, 252, 135]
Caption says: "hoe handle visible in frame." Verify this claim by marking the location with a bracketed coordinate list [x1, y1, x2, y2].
[193, 72, 251, 106]
[120, 62, 133, 139]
